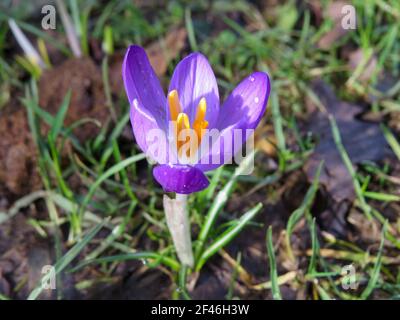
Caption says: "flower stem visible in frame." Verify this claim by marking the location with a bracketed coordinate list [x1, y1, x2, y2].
[163, 193, 194, 268]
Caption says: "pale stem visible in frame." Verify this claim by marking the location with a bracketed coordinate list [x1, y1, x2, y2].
[163, 193, 194, 268]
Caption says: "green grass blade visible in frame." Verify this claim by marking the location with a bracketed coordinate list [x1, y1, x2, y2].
[112, 141, 138, 201]
[185, 7, 197, 51]
[307, 217, 319, 275]
[50, 90, 71, 140]
[107, 112, 130, 145]
[196, 166, 223, 211]
[22, 96, 94, 162]
[329, 116, 372, 219]
[363, 191, 400, 202]
[69, 252, 180, 273]
[195, 151, 255, 262]
[266, 226, 282, 300]
[178, 265, 191, 300]
[381, 124, 400, 161]
[0, 293, 10, 300]
[316, 285, 333, 300]
[196, 202, 262, 271]
[271, 90, 286, 152]
[286, 161, 322, 260]
[78, 153, 146, 218]
[85, 201, 136, 261]
[28, 220, 105, 300]
[69, 0, 82, 38]
[360, 221, 387, 299]
[79, 7, 90, 55]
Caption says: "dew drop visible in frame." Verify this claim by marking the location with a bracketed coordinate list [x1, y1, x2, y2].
[254, 97, 259, 103]
[176, 287, 183, 293]
[249, 76, 255, 82]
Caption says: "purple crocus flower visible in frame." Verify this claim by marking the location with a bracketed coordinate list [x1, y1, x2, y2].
[123, 45, 270, 194]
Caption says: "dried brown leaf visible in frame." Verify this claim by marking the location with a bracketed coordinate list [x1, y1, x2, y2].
[304, 80, 389, 202]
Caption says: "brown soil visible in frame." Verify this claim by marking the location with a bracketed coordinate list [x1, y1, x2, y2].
[0, 102, 41, 197]
[0, 212, 54, 299]
[38, 57, 110, 142]
[0, 57, 112, 198]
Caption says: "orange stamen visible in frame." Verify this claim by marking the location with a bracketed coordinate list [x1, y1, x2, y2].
[168, 90, 182, 122]
[176, 113, 190, 157]
[168, 91, 208, 160]
[193, 98, 208, 144]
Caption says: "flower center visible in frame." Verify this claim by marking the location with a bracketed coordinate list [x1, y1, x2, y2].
[168, 90, 208, 158]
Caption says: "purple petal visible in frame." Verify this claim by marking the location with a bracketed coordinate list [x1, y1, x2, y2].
[168, 53, 219, 127]
[123, 45, 167, 130]
[130, 99, 168, 163]
[196, 71, 271, 172]
[153, 164, 209, 194]
[217, 72, 270, 131]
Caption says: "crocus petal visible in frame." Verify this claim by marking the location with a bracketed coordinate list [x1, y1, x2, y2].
[130, 99, 168, 163]
[153, 164, 209, 194]
[123, 45, 167, 130]
[196, 71, 271, 172]
[168, 53, 219, 127]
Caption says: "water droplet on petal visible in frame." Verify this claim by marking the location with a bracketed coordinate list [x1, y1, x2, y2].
[249, 76, 255, 82]
[254, 97, 259, 103]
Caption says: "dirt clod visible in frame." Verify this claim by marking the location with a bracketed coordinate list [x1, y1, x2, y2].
[38, 57, 109, 142]
[0, 104, 41, 196]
